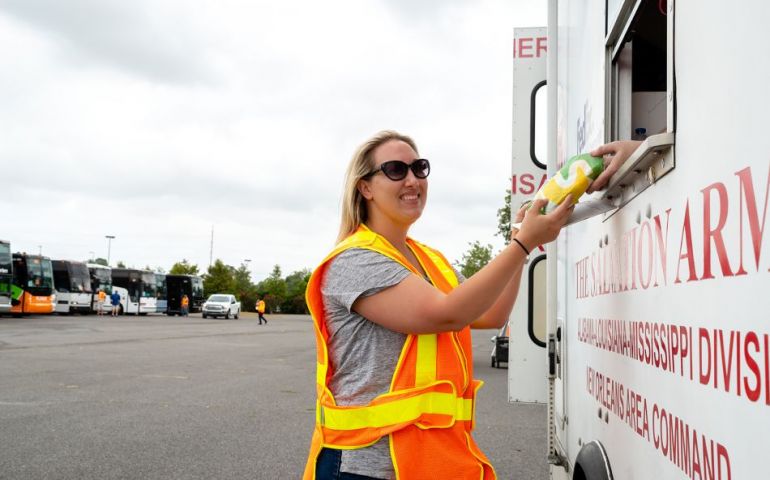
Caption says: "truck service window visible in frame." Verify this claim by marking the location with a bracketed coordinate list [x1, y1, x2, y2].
[602, 0, 676, 212]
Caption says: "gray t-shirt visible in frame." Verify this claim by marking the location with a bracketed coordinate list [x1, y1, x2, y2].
[321, 247, 464, 479]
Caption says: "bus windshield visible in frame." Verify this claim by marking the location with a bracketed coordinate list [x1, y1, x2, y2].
[91, 267, 111, 290]
[0, 242, 11, 273]
[155, 274, 167, 298]
[141, 272, 157, 298]
[0, 242, 10, 297]
[70, 263, 93, 293]
[26, 257, 54, 289]
[93, 269, 111, 283]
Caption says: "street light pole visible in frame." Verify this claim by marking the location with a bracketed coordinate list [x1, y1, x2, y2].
[105, 235, 115, 266]
[244, 259, 252, 279]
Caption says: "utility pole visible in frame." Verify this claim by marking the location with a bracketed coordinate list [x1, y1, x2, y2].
[105, 235, 115, 266]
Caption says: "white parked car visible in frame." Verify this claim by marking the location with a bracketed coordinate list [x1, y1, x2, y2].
[201, 294, 240, 319]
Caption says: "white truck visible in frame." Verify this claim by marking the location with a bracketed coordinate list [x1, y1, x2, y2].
[509, 1, 769, 479]
[202, 294, 241, 319]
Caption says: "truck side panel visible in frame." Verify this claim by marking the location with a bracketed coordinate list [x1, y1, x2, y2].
[552, 0, 770, 478]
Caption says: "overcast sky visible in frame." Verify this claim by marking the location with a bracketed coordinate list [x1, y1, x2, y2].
[1, 0, 545, 281]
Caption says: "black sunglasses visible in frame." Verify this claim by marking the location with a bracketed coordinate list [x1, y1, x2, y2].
[364, 159, 431, 181]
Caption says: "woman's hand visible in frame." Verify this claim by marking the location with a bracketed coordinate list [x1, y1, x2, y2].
[510, 202, 528, 237]
[587, 140, 642, 193]
[514, 197, 572, 252]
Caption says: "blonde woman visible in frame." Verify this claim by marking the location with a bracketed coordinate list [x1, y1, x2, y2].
[303, 131, 572, 480]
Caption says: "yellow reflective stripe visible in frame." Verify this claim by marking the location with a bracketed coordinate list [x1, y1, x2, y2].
[415, 334, 437, 385]
[321, 393, 473, 430]
[420, 246, 458, 288]
[316, 362, 327, 385]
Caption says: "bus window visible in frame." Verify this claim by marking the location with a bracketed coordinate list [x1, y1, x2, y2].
[141, 272, 157, 298]
[70, 263, 92, 293]
[88, 264, 112, 294]
[27, 257, 54, 290]
[53, 261, 71, 293]
[0, 241, 11, 313]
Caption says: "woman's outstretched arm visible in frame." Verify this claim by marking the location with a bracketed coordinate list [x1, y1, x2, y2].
[352, 197, 571, 334]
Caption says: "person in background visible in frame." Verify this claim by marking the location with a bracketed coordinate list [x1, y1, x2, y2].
[256, 298, 267, 325]
[110, 289, 121, 317]
[181, 294, 189, 316]
[97, 289, 106, 316]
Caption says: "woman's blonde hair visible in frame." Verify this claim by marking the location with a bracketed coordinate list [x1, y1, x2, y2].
[337, 130, 418, 243]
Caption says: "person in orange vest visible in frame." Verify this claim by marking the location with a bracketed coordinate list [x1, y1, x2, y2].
[180, 294, 189, 316]
[256, 298, 267, 325]
[96, 289, 107, 316]
[303, 130, 573, 480]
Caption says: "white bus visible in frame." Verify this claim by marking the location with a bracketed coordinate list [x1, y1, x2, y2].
[87, 263, 112, 313]
[52, 260, 93, 314]
[110, 268, 157, 315]
[510, 1, 769, 479]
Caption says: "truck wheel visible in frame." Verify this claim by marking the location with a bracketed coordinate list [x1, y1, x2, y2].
[202, 314, 207, 318]
[573, 441, 613, 480]
[234, 311, 239, 319]
[225, 310, 231, 320]
[491, 356, 496, 368]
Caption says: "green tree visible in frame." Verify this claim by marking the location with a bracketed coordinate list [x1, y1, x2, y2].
[282, 268, 311, 314]
[233, 263, 256, 309]
[256, 265, 287, 313]
[92, 258, 108, 266]
[456, 241, 493, 278]
[116, 260, 126, 268]
[169, 259, 200, 275]
[203, 259, 235, 296]
[496, 187, 512, 246]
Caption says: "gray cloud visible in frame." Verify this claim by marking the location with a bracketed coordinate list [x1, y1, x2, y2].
[0, 0, 217, 83]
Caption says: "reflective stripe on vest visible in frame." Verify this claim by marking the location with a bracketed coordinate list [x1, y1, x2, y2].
[320, 392, 473, 430]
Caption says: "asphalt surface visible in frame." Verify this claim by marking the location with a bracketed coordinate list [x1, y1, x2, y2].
[0, 313, 547, 479]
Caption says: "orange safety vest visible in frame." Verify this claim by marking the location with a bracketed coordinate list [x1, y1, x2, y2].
[257, 300, 265, 313]
[303, 225, 495, 480]
[98, 291, 106, 302]
[181, 296, 189, 307]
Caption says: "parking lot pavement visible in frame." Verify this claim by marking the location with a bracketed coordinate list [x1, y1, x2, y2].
[0, 314, 547, 479]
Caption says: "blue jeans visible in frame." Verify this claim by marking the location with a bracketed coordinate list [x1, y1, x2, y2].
[315, 448, 385, 480]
